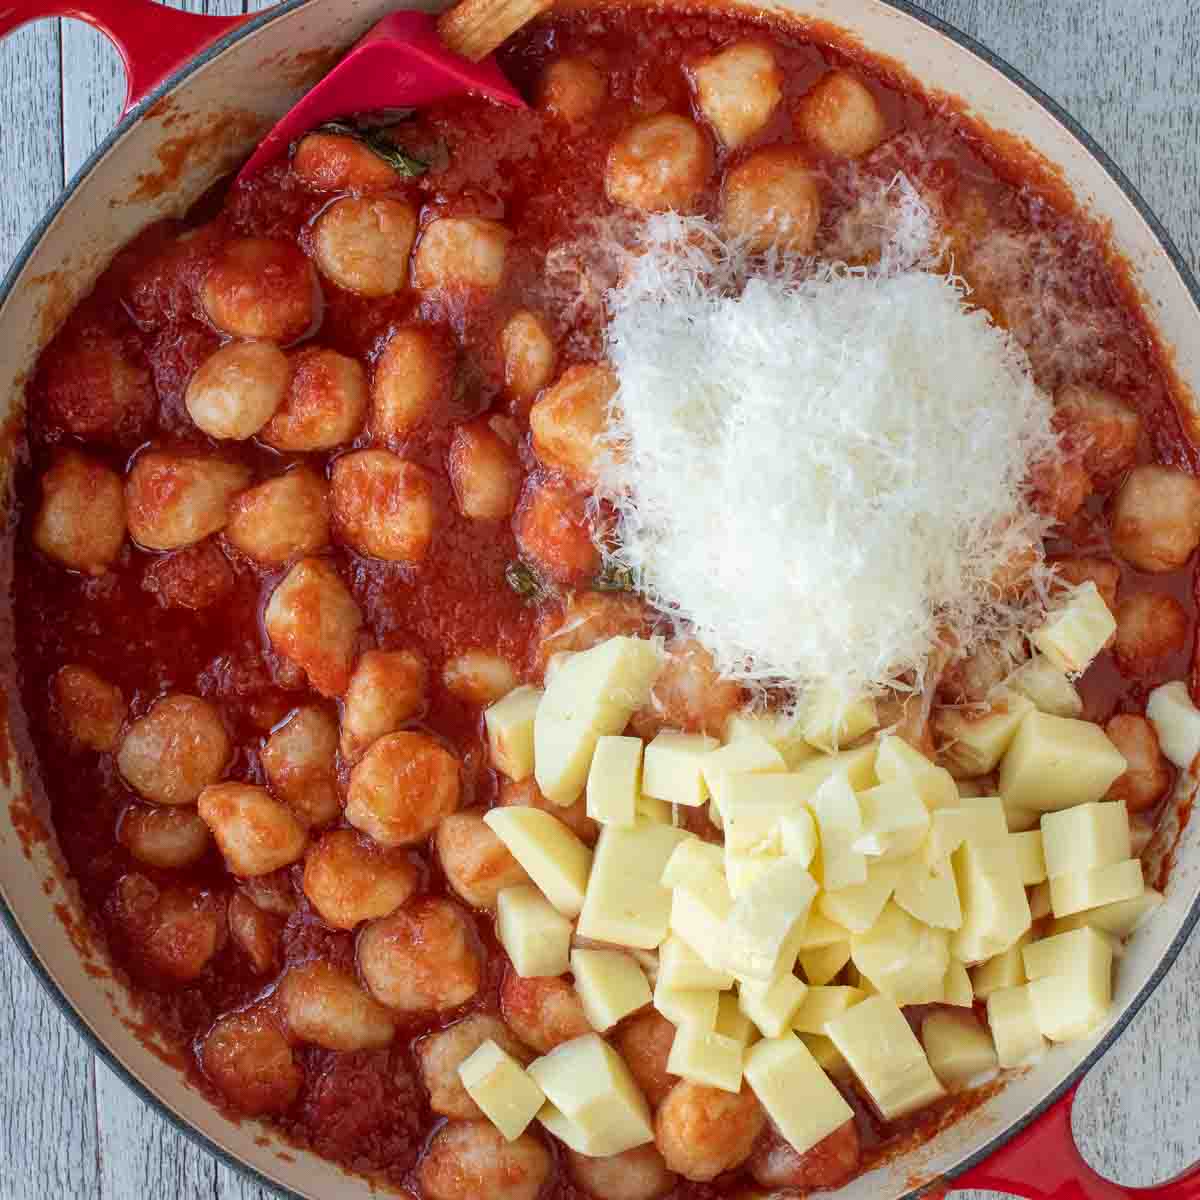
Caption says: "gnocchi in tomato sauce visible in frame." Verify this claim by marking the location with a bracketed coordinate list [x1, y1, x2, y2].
[13, 4, 1196, 1195]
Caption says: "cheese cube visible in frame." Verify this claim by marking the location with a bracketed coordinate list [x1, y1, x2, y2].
[921, 1010, 998, 1089]
[926, 798, 1009, 862]
[1041, 801, 1130, 879]
[1029, 880, 1052, 919]
[969, 930, 1032, 1000]
[986, 985, 1046, 1067]
[1146, 680, 1200, 768]
[534, 636, 662, 805]
[636, 795, 673, 825]
[716, 992, 757, 1047]
[586, 735, 643, 828]
[1008, 655, 1083, 719]
[458, 1040, 546, 1141]
[537, 1101, 608, 1156]
[937, 692, 1034, 778]
[951, 840, 1032, 965]
[669, 880, 734, 972]
[577, 823, 688, 947]
[792, 744, 879, 799]
[826, 995, 946, 1120]
[528, 1035, 653, 1156]
[892, 858, 963, 930]
[1033, 581, 1116, 674]
[484, 808, 593, 918]
[778, 808, 818, 867]
[854, 781, 931, 859]
[667, 1025, 744, 1093]
[792, 985, 866, 1035]
[999, 712, 1128, 813]
[1051, 888, 1164, 939]
[1049, 858, 1144, 918]
[496, 885, 573, 977]
[1010, 831, 1048, 886]
[661, 838, 724, 889]
[724, 851, 780, 898]
[850, 902, 949, 1005]
[818, 859, 898, 933]
[875, 734, 959, 811]
[1023, 927, 1114, 1042]
[738, 973, 808, 1038]
[724, 860, 818, 982]
[944, 959, 974, 1007]
[643, 731, 719, 807]
[570, 948, 651, 1032]
[724, 710, 816, 768]
[798, 942, 851, 986]
[652, 971, 719, 1031]
[484, 686, 543, 781]
[1003, 798, 1042, 833]
[658, 935, 735, 992]
[800, 1033, 851, 1078]
[744, 1034, 855, 1156]
[703, 735, 787, 816]
[810, 774, 867, 891]
[722, 772, 810, 854]
[798, 912, 852, 950]
[802, 683, 879, 752]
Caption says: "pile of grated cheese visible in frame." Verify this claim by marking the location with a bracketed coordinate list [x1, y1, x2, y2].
[596, 206, 1065, 705]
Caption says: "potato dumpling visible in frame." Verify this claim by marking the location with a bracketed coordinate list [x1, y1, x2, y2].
[654, 1080, 766, 1182]
[1054, 383, 1140, 490]
[530, 364, 616, 485]
[436, 809, 531, 909]
[1105, 714, 1171, 813]
[292, 130, 401, 193]
[276, 960, 395, 1052]
[1030, 454, 1092, 526]
[537, 56, 607, 124]
[514, 480, 600, 586]
[303, 829, 420, 929]
[631, 636, 743, 740]
[797, 70, 886, 158]
[225, 466, 330, 566]
[313, 197, 418, 297]
[499, 969, 590, 1053]
[227, 889, 283, 973]
[413, 217, 511, 291]
[567, 1145, 677, 1200]
[330, 448, 436, 564]
[143, 541, 234, 611]
[201, 236, 319, 342]
[33, 450, 126, 575]
[442, 650, 519, 706]
[417, 1120, 550, 1200]
[416, 1013, 532, 1120]
[606, 114, 712, 213]
[111, 873, 227, 983]
[500, 309, 557, 401]
[1053, 555, 1121, 614]
[117, 693, 230, 806]
[722, 146, 821, 254]
[448, 420, 522, 520]
[184, 340, 289, 440]
[1110, 463, 1200, 572]
[499, 776, 599, 846]
[198, 782, 308, 877]
[749, 1119, 861, 1192]
[1114, 591, 1187, 670]
[371, 325, 452, 439]
[341, 648, 429, 762]
[345, 730, 461, 846]
[52, 664, 124, 751]
[201, 1008, 302, 1115]
[263, 558, 363, 697]
[613, 1008, 678, 1107]
[690, 42, 782, 150]
[125, 450, 251, 551]
[358, 897, 482, 1013]
[43, 329, 154, 444]
[261, 704, 341, 828]
[260, 347, 368, 451]
[119, 804, 210, 869]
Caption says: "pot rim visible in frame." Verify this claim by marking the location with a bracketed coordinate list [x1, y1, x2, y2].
[2, 2, 1198, 1197]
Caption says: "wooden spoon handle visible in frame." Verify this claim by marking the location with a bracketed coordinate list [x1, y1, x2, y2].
[437, 0, 554, 62]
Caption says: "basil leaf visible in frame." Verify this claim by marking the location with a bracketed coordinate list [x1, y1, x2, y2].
[312, 119, 429, 180]
[505, 560, 544, 599]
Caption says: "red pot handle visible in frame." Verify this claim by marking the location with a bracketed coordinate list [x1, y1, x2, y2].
[950, 1086, 1200, 1200]
[0, 0, 250, 112]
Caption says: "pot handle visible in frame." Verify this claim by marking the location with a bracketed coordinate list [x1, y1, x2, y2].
[0, 0, 249, 113]
[951, 1086, 1200, 1200]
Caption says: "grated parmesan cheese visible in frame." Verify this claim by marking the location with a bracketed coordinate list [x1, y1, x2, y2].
[596, 211, 1064, 706]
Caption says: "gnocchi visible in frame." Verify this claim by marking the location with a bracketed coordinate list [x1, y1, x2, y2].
[33, 450, 126, 575]
[52, 664, 124, 751]
[722, 146, 821, 254]
[197, 783, 309, 876]
[606, 114, 712, 213]
[448, 420, 522, 520]
[201, 237, 319, 342]
[330, 448, 436, 564]
[184, 340, 289, 440]
[125, 451, 250, 551]
[529, 364, 616, 485]
[436, 809, 532, 908]
[260, 705, 341, 828]
[224, 467, 330, 565]
[313, 196, 417, 297]
[117, 694, 229, 806]
[260, 347, 368, 451]
[340, 648, 429, 762]
[303, 829, 420, 929]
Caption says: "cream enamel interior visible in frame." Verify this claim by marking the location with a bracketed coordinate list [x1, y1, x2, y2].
[1, 2, 1198, 1197]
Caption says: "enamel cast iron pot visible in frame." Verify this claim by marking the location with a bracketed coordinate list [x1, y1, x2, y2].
[1, 1, 1199, 1197]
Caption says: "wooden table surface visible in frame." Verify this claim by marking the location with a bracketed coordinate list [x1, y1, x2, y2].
[2, 2, 1199, 1196]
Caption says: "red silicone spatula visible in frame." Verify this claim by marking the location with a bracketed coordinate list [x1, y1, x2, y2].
[236, 8, 527, 184]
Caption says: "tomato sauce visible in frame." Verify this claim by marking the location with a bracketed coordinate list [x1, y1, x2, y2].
[11, 4, 1197, 1195]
